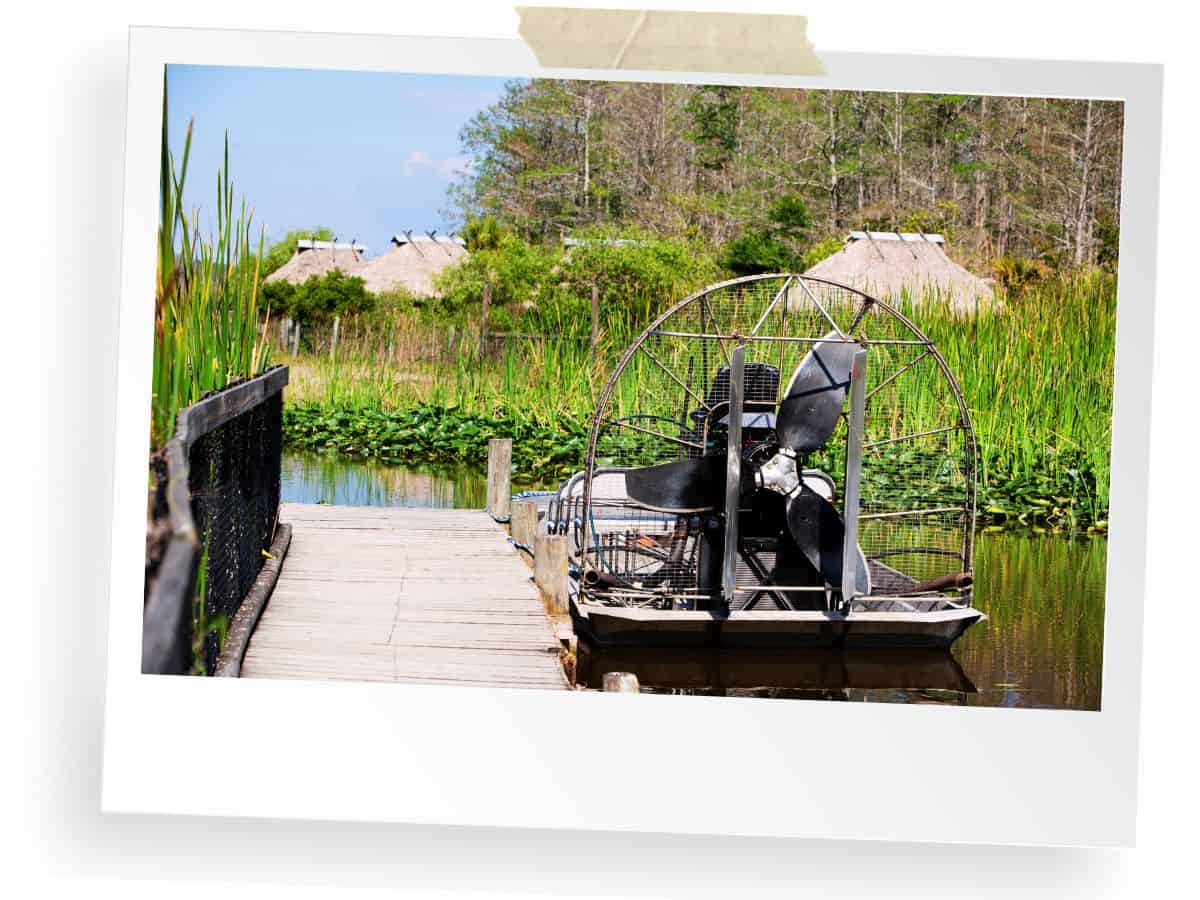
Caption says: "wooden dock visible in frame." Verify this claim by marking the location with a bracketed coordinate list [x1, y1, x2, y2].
[240, 502, 569, 690]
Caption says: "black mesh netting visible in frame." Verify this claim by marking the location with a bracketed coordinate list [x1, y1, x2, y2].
[187, 389, 282, 673]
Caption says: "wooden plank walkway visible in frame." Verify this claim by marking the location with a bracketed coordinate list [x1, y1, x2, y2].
[241, 503, 569, 690]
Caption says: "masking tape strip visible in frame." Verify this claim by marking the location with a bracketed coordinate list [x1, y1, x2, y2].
[516, 7, 824, 76]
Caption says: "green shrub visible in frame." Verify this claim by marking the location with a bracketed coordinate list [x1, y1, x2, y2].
[991, 255, 1052, 295]
[722, 193, 812, 275]
[434, 230, 722, 339]
[722, 231, 797, 274]
[263, 270, 375, 328]
[372, 284, 420, 315]
[433, 234, 558, 317]
[768, 194, 813, 233]
[460, 216, 508, 252]
[552, 231, 722, 326]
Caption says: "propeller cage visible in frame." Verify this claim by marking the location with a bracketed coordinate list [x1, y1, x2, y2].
[577, 273, 978, 613]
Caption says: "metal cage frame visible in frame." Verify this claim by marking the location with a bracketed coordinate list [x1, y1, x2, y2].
[578, 272, 978, 611]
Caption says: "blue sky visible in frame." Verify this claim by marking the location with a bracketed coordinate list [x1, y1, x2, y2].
[166, 65, 514, 257]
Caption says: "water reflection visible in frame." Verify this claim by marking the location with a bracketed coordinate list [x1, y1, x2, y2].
[579, 645, 977, 702]
[956, 532, 1106, 710]
[281, 451, 487, 509]
[280, 453, 1108, 710]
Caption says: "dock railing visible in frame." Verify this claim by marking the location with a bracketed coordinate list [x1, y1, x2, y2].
[142, 365, 289, 675]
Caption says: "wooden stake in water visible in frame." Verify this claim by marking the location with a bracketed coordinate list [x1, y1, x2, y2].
[486, 438, 512, 520]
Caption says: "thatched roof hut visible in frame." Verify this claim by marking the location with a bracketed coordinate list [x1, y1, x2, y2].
[359, 233, 469, 297]
[264, 240, 368, 285]
[803, 232, 994, 313]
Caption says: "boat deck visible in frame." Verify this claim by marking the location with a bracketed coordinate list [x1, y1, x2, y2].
[241, 503, 569, 690]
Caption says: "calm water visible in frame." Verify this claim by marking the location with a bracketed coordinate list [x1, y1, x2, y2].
[282, 452, 1107, 710]
[282, 451, 490, 509]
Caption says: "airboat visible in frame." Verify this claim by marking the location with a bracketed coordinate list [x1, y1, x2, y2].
[544, 272, 985, 650]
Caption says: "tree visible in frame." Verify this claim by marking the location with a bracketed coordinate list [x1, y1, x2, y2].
[460, 216, 507, 252]
[721, 194, 812, 275]
[450, 80, 1124, 271]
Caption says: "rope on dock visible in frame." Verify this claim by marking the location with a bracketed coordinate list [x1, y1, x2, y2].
[508, 536, 534, 558]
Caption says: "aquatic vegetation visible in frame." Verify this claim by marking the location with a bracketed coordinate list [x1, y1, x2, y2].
[278, 270, 1114, 532]
[283, 403, 587, 486]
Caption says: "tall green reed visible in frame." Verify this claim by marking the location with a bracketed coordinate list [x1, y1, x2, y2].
[279, 270, 1116, 524]
[152, 76, 271, 448]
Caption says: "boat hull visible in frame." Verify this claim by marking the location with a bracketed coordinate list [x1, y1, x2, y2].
[572, 599, 986, 650]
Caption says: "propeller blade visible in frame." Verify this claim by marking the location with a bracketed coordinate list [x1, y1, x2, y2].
[623, 456, 725, 512]
[776, 331, 861, 453]
[784, 487, 870, 596]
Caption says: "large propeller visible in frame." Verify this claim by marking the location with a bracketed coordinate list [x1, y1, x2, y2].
[620, 330, 869, 606]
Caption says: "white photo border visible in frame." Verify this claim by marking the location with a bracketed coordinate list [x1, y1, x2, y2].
[103, 25, 1162, 847]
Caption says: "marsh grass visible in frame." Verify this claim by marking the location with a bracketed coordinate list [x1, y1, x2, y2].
[153, 82, 272, 448]
[279, 271, 1115, 529]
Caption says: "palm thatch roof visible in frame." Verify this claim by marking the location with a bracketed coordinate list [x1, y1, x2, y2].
[803, 232, 994, 313]
[359, 234, 469, 297]
[265, 241, 367, 285]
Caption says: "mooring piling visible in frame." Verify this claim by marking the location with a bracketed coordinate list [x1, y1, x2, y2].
[510, 499, 539, 566]
[534, 533, 569, 616]
[602, 672, 640, 693]
[486, 438, 512, 521]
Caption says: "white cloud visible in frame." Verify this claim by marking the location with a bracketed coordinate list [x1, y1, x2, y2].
[402, 150, 473, 181]
[437, 155, 474, 180]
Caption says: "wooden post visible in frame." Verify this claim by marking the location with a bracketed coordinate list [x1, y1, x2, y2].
[534, 533, 569, 616]
[486, 438, 512, 520]
[330, 316, 340, 361]
[591, 282, 600, 349]
[480, 282, 491, 359]
[280, 317, 291, 350]
[510, 500, 539, 568]
[292, 320, 301, 356]
[602, 672, 640, 693]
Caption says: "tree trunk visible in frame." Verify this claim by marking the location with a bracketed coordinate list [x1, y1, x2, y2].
[582, 87, 592, 212]
[893, 93, 904, 218]
[974, 95, 989, 251]
[1073, 99, 1095, 266]
[997, 196, 1012, 257]
[828, 91, 839, 228]
[855, 91, 866, 215]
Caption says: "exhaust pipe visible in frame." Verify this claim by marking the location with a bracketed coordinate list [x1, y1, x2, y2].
[903, 571, 973, 594]
[582, 569, 633, 590]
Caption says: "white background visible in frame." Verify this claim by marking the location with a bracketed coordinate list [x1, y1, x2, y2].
[2, 1, 1192, 896]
